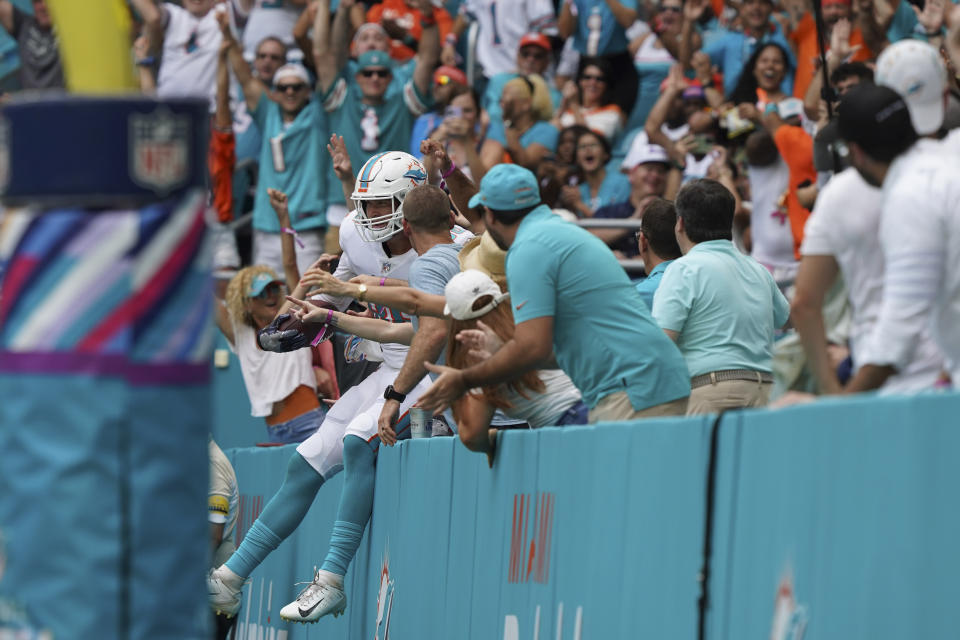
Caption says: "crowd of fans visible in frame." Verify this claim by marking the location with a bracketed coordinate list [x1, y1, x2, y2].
[4, 0, 959, 631]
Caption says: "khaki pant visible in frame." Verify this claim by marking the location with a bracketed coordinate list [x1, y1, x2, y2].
[588, 391, 689, 423]
[686, 379, 772, 415]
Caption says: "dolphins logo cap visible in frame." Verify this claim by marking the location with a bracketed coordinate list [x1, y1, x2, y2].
[875, 40, 946, 135]
[247, 272, 284, 298]
[357, 50, 395, 72]
[443, 269, 510, 320]
[467, 164, 541, 211]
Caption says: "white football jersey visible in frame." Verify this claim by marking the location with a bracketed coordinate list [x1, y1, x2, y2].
[316, 211, 473, 369]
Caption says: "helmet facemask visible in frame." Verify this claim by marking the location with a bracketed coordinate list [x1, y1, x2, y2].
[352, 195, 406, 243]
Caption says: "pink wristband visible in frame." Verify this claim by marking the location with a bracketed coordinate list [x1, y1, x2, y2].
[281, 227, 305, 249]
[325, 309, 334, 325]
[379, 277, 387, 286]
[441, 162, 457, 179]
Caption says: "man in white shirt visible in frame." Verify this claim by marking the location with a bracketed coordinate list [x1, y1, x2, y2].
[839, 83, 960, 390]
[792, 41, 951, 396]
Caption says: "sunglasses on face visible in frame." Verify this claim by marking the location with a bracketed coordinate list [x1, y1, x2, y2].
[580, 74, 606, 82]
[277, 83, 306, 93]
[519, 49, 548, 59]
[361, 69, 391, 78]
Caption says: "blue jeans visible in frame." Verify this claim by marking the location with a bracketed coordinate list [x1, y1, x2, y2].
[554, 400, 589, 426]
[266, 407, 325, 444]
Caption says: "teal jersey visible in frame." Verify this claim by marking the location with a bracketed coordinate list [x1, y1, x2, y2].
[251, 93, 329, 232]
[323, 73, 432, 205]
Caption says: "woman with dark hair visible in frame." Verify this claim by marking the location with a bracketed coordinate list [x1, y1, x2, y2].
[554, 57, 626, 143]
[556, 124, 592, 168]
[727, 42, 792, 109]
[558, 128, 630, 217]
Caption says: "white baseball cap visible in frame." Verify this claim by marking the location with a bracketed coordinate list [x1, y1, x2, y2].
[273, 64, 310, 87]
[621, 142, 670, 172]
[443, 270, 510, 320]
[875, 40, 947, 135]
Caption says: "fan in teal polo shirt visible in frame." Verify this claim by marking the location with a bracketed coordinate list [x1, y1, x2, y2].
[652, 179, 789, 415]
[420, 164, 690, 423]
[634, 198, 683, 310]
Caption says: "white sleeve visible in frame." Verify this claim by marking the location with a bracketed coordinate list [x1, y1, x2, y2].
[859, 170, 947, 370]
[799, 181, 838, 257]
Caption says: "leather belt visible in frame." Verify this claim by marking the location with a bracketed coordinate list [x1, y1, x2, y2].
[690, 369, 773, 390]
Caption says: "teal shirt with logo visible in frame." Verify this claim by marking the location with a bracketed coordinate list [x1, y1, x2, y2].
[652, 240, 790, 377]
[251, 93, 329, 232]
[322, 73, 432, 206]
[506, 205, 690, 410]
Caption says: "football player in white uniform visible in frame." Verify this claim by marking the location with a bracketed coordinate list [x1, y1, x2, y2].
[207, 150, 449, 617]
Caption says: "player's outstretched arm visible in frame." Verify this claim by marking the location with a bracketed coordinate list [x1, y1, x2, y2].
[286, 296, 414, 345]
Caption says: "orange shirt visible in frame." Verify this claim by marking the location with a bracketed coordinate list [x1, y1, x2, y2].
[366, 1, 453, 62]
[772, 124, 817, 259]
[208, 128, 235, 224]
[790, 12, 871, 99]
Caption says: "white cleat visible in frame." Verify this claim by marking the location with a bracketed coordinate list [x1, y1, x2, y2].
[279, 570, 347, 624]
[208, 568, 243, 618]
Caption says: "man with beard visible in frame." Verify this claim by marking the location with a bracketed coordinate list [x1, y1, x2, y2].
[418, 164, 690, 423]
[837, 84, 960, 391]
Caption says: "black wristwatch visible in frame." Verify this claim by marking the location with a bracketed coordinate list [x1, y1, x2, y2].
[383, 385, 406, 403]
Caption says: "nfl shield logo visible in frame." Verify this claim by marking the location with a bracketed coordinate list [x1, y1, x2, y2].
[129, 109, 190, 194]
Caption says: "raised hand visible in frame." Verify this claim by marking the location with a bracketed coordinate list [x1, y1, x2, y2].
[683, 0, 708, 23]
[215, 7, 232, 39]
[326, 134, 354, 183]
[666, 63, 688, 93]
[267, 188, 290, 223]
[420, 138, 453, 175]
[913, 0, 944, 35]
[691, 51, 713, 83]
